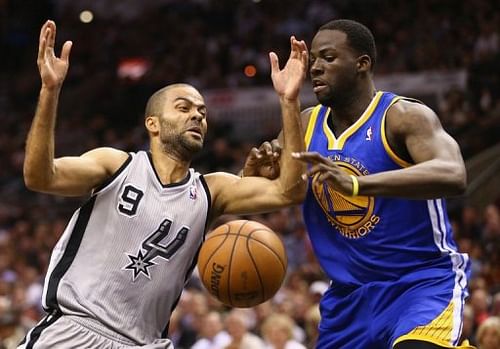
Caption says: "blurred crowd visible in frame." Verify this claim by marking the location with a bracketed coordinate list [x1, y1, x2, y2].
[1, 0, 500, 348]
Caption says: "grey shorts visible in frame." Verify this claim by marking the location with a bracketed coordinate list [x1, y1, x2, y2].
[18, 312, 173, 349]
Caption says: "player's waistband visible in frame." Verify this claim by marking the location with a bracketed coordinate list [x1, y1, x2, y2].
[67, 314, 137, 346]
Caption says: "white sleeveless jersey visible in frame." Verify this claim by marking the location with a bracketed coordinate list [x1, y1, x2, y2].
[41, 151, 211, 344]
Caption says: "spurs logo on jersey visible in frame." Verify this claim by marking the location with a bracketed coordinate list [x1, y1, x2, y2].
[124, 219, 189, 281]
[312, 156, 380, 239]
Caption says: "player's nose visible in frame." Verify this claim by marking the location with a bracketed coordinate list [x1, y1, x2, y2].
[310, 60, 324, 77]
[190, 111, 203, 121]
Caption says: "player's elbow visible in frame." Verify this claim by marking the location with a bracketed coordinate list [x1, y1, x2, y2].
[23, 167, 51, 192]
[24, 175, 45, 192]
[447, 163, 467, 196]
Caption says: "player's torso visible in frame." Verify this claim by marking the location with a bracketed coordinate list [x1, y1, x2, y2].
[303, 91, 464, 287]
[42, 151, 210, 344]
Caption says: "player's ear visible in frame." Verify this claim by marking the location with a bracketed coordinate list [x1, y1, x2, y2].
[356, 54, 371, 73]
[145, 115, 160, 134]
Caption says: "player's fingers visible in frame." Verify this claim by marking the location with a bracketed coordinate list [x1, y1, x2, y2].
[253, 147, 264, 159]
[317, 172, 332, 183]
[270, 139, 282, 156]
[301, 50, 308, 69]
[259, 141, 273, 156]
[39, 20, 51, 45]
[299, 40, 308, 53]
[292, 151, 327, 164]
[38, 34, 47, 63]
[288, 36, 296, 60]
[302, 164, 324, 180]
[60, 40, 73, 63]
[46, 21, 56, 49]
[251, 147, 260, 157]
[269, 52, 279, 75]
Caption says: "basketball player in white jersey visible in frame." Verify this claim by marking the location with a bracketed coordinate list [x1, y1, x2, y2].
[19, 20, 308, 349]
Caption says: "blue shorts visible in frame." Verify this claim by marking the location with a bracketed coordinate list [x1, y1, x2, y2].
[316, 271, 472, 349]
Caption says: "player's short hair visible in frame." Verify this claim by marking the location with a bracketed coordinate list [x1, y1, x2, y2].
[144, 83, 192, 119]
[319, 19, 377, 71]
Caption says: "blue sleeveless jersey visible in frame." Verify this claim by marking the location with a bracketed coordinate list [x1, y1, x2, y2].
[303, 91, 472, 348]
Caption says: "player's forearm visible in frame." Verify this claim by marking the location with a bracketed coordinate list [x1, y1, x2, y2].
[358, 159, 466, 199]
[278, 98, 307, 201]
[23, 87, 60, 190]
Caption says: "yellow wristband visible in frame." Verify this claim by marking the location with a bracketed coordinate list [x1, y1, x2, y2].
[350, 175, 359, 197]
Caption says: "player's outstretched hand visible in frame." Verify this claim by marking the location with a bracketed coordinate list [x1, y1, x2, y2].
[242, 139, 282, 179]
[270, 36, 308, 101]
[293, 151, 355, 196]
[37, 20, 72, 90]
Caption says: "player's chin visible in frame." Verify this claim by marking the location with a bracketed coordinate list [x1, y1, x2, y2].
[316, 89, 335, 105]
[186, 139, 204, 153]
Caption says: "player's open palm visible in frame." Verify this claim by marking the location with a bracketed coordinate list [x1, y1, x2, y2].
[270, 36, 308, 101]
[37, 20, 72, 90]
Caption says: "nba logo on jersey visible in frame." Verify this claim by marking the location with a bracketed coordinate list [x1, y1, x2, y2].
[189, 185, 197, 200]
[366, 126, 372, 141]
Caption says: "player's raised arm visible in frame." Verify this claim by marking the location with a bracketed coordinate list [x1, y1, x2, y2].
[206, 36, 308, 215]
[24, 20, 128, 197]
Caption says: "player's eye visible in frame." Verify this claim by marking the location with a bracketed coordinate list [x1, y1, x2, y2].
[325, 56, 335, 62]
[177, 105, 190, 112]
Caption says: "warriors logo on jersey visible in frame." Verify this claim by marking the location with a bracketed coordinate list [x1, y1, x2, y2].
[311, 156, 379, 239]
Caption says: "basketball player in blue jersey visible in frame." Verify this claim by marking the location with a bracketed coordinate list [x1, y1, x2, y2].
[19, 20, 308, 348]
[248, 19, 475, 349]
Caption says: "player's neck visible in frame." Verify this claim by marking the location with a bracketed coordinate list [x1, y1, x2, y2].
[330, 82, 376, 124]
[149, 147, 191, 185]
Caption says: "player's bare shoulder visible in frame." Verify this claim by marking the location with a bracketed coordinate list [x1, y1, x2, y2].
[202, 171, 239, 192]
[81, 147, 130, 176]
[301, 106, 315, 129]
[386, 98, 442, 138]
[202, 172, 239, 210]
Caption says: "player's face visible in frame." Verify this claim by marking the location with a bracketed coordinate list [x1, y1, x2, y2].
[159, 86, 208, 156]
[310, 30, 360, 106]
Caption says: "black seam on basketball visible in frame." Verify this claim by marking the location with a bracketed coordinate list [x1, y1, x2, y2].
[245, 235, 265, 304]
[201, 224, 231, 278]
[227, 220, 250, 305]
[247, 231, 287, 272]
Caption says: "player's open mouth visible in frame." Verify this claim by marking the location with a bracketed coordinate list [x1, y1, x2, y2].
[312, 79, 327, 93]
[187, 127, 203, 140]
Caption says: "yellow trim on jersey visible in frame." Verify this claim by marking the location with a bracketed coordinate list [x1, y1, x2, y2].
[323, 91, 384, 150]
[381, 97, 413, 168]
[393, 301, 476, 348]
[321, 107, 335, 148]
[304, 105, 322, 150]
[393, 335, 475, 349]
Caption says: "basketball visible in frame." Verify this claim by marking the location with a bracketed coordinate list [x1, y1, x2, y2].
[197, 220, 287, 308]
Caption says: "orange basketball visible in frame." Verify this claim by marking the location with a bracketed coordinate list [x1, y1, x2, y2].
[197, 220, 287, 308]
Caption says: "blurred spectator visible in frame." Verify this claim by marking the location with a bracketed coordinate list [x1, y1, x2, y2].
[192, 311, 231, 349]
[168, 308, 197, 349]
[261, 313, 306, 349]
[224, 308, 265, 349]
[476, 316, 500, 349]
[0, 309, 26, 349]
[460, 304, 477, 346]
[471, 288, 492, 327]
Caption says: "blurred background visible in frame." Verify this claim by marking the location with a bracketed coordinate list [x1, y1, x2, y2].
[1, 0, 499, 348]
